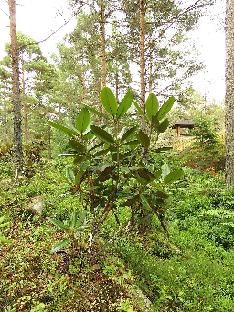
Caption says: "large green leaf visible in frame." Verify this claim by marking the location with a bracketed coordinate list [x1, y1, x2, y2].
[48, 121, 79, 137]
[93, 147, 111, 157]
[90, 125, 115, 144]
[76, 107, 90, 133]
[69, 139, 86, 154]
[132, 167, 155, 184]
[158, 118, 169, 133]
[133, 101, 146, 118]
[137, 130, 150, 149]
[123, 140, 139, 147]
[157, 96, 176, 121]
[121, 126, 138, 142]
[50, 239, 71, 254]
[140, 195, 152, 212]
[84, 105, 109, 120]
[66, 167, 76, 184]
[117, 90, 134, 118]
[161, 163, 170, 179]
[145, 93, 159, 120]
[100, 87, 118, 116]
[164, 168, 184, 184]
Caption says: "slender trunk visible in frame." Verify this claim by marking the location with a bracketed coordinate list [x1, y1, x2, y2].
[149, 40, 153, 93]
[225, 0, 234, 186]
[8, 0, 24, 177]
[21, 63, 29, 144]
[100, 0, 107, 88]
[78, 70, 87, 103]
[115, 70, 119, 102]
[140, 0, 146, 110]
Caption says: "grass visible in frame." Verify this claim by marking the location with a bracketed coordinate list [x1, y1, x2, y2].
[0, 159, 234, 311]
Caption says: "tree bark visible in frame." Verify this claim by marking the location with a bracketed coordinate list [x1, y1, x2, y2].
[225, 0, 234, 187]
[100, 0, 107, 88]
[149, 40, 153, 93]
[115, 70, 119, 102]
[8, 0, 24, 178]
[140, 0, 146, 110]
[21, 62, 29, 144]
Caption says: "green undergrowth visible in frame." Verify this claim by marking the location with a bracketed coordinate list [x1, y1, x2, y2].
[0, 161, 234, 311]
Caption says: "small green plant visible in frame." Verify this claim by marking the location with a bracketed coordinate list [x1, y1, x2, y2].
[0, 215, 11, 244]
[116, 299, 134, 312]
[49, 87, 183, 241]
[50, 209, 88, 253]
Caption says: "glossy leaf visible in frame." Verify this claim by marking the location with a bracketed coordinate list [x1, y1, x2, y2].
[155, 190, 169, 204]
[133, 101, 145, 118]
[161, 163, 170, 179]
[91, 125, 115, 144]
[145, 93, 159, 120]
[132, 167, 155, 184]
[117, 90, 134, 118]
[121, 126, 138, 142]
[158, 118, 169, 133]
[123, 140, 139, 147]
[69, 139, 86, 154]
[123, 195, 140, 207]
[137, 130, 150, 149]
[98, 166, 114, 182]
[164, 168, 184, 184]
[93, 147, 111, 157]
[76, 107, 90, 133]
[66, 167, 76, 184]
[48, 121, 79, 137]
[50, 239, 71, 254]
[100, 87, 118, 116]
[73, 155, 86, 164]
[140, 195, 152, 212]
[157, 96, 176, 120]
[84, 105, 109, 120]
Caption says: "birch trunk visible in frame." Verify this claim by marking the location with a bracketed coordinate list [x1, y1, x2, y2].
[8, 0, 24, 178]
[225, 0, 234, 186]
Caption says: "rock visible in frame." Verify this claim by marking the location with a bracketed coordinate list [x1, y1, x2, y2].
[28, 196, 44, 215]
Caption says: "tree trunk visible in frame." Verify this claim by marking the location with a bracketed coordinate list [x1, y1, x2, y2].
[225, 0, 234, 187]
[115, 70, 119, 102]
[21, 63, 29, 144]
[8, 0, 24, 178]
[149, 40, 153, 93]
[100, 0, 107, 88]
[139, 0, 146, 110]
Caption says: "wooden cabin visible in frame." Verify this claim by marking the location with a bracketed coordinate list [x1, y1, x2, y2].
[172, 120, 195, 136]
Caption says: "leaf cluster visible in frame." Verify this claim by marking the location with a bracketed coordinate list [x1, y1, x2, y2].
[49, 86, 184, 248]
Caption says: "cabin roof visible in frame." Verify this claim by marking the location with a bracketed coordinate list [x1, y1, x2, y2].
[172, 120, 195, 129]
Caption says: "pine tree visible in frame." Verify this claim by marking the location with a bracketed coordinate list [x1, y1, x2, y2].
[7, 0, 24, 178]
[225, 0, 234, 186]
